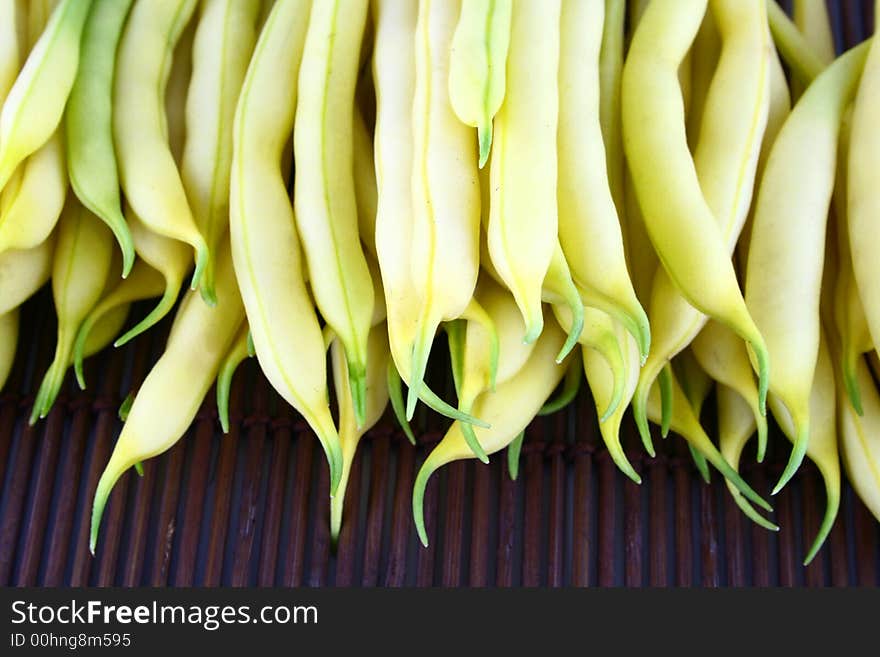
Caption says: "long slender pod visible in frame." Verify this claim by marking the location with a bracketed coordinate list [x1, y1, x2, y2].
[216, 323, 252, 434]
[0, 235, 56, 317]
[746, 41, 869, 494]
[66, 0, 135, 277]
[0, 0, 92, 192]
[598, 0, 626, 220]
[0, 308, 19, 392]
[294, 0, 373, 426]
[769, 330, 840, 565]
[181, 0, 261, 305]
[629, 0, 771, 453]
[0, 0, 21, 105]
[230, 0, 343, 495]
[487, 0, 561, 345]
[557, 0, 649, 361]
[371, 0, 481, 426]
[329, 323, 390, 542]
[413, 313, 569, 546]
[839, 349, 880, 523]
[30, 198, 114, 422]
[404, 0, 482, 421]
[73, 258, 166, 386]
[718, 384, 779, 531]
[447, 0, 511, 167]
[113, 0, 209, 292]
[90, 239, 245, 553]
[849, 26, 880, 359]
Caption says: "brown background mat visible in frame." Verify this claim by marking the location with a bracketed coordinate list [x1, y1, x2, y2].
[1, 0, 879, 588]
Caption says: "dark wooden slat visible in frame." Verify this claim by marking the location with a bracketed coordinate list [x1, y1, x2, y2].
[119, 460, 157, 586]
[546, 420, 567, 588]
[802, 470, 827, 587]
[334, 442, 364, 588]
[673, 448, 693, 587]
[854, 501, 878, 585]
[468, 457, 491, 587]
[749, 467, 772, 587]
[14, 406, 64, 585]
[699, 482, 720, 587]
[597, 448, 618, 587]
[571, 400, 595, 587]
[440, 460, 466, 587]
[280, 427, 314, 587]
[0, 422, 43, 585]
[624, 468, 643, 587]
[776, 483, 798, 587]
[256, 414, 292, 587]
[649, 461, 669, 587]
[722, 487, 747, 587]
[146, 441, 186, 586]
[229, 382, 269, 587]
[171, 414, 214, 586]
[307, 458, 331, 587]
[495, 452, 518, 587]
[383, 440, 414, 587]
[360, 433, 390, 588]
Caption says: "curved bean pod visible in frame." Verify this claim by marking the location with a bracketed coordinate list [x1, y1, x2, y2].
[447, 0, 511, 167]
[230, 0, 343, 495]
[404, 0, 481, 421]
[746, 40, 869, 494]
[66, 0, 135, 278]
[215, 323, 251, 434]
[0, 0, 92, 192]
[90, 238, 245, 553]
[181, 0, 261, 305]
[0, 308, 18, 392]
[486, 0, 560, 346]
[558, 0, 650, 362]
[0, 233, 56, 317]
[113, 0, 209, 292]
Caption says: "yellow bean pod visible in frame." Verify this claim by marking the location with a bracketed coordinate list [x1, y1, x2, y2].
[557, 0, 649, 362]
[598, 0, 626, 220]
[329, 322, 390, 542]
[294, 0, 373, 426]
[849, 32, 880, 364]
[231, 0, 343, 495]
[447, 0, 512, 167]
[405, 0, 481, 421]
[487, 0, 560, 345]
[628, 0, 771, 454]
[73, 258, 166, 387]
[31, 197, 114, 423]
[413, 311, 569, 547]
[0, 0, 21, 105]
[0, 233, 55, 317]
[181, 0, 261, 305]
[0, 307, 19, 392]
[90, 238, 245, 553]
[113, 0, 209, 292]
[0, 0, 91, 192]
[746, 40, 869, 494]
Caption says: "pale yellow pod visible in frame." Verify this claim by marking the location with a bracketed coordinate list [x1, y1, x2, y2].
[447, 0, 512, 167]
[91, 238, 245, 553]
[487, 0, 561, 345]
[0, 131, 67, 253]
[791, 0, 835, 98]
[413, 312, 569, 546]
[583, 324, 642, 484]
[294, 0, 374, 426]
[598, 0, 626, 220]
[840, 352, 880, 522]
[685, 5, 720, 149]
[631, 0, 771, 452]
[849, 33, 880, 361]
[31, 198, 114, 423]
[182, 0, 261, 305]
[404, 0, 482, 421]
[0, 232, 56, 317]
[329, 322, 390, 542]
[746, 41, 869, 493]
[231, 0, 343, 493]
[0, 307, 18, 392]
[352, 102, 377, 259]
[114, 0, 210, 292]
[769, 329, 840, 565]
[0, 0, 21, 105]
[557, 0, 649, 361]
[717, 384, 778, 531]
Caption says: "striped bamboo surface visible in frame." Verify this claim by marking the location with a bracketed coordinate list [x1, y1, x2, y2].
[1, 0, 879, 588]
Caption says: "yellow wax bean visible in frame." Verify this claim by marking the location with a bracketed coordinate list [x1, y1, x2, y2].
[0, 307, 18, 392]
[0, 233, 56, 317]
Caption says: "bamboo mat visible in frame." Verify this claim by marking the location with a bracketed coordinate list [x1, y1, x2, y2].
[1, 0, 879, 588]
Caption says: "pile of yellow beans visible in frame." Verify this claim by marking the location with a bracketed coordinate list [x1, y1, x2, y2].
[1, 0, 878, 567]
